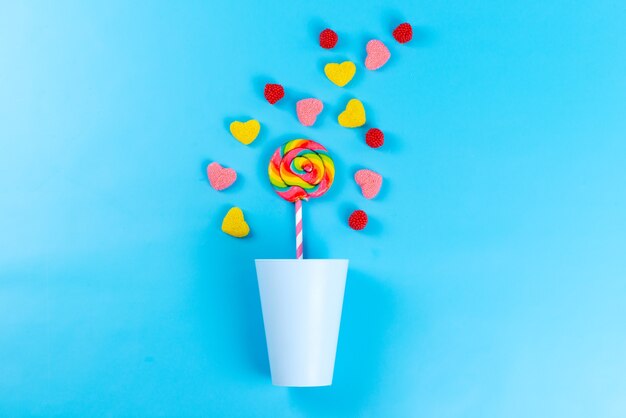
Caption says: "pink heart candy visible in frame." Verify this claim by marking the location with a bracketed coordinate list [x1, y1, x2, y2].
[365, 40, 391, 70]
[355, 169, 383, 199]
[296, 98, 324, 127]
[207, 162, 237, 191]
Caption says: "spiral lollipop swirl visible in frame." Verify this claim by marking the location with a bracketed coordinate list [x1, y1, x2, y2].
[268, 139, 335, 202]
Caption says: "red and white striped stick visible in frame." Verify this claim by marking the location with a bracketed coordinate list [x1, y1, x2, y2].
[295, 199, 303, 259]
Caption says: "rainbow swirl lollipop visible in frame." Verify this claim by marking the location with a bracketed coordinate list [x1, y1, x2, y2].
[268, 139, 335, 202]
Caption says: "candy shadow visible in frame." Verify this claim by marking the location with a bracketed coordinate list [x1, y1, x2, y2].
[379, 130, 405, 154]
[362, 97, 377, 128]
[200, 158, 211, 181]
[360, 213, 384, 237]
[376, 175, 392, 201]
[251, 74, 273, 104]
[226, 172, 246, 194]
[337, 202, 354, 225]
[288, 269, 395, 416]
[382, 45, 401, 73]
[307, 18, 327, 45]
[315, 98, 335, 130]
[316, 57, 330, 82]
[381, 9, 406, 33]
[410, 26, 438, 48]
[349, 61, 366, 89]
[342, 95, 377, 142]
[342, 129, 364, 151]
[334, 30, 356, 55]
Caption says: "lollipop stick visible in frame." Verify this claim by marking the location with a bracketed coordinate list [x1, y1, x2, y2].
[295, 199, 303, 259]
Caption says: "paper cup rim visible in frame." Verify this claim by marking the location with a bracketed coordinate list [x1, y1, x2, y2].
[255, 259, 348, 262]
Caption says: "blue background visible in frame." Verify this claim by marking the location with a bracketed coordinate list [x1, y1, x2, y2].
[1, 1, 625, 417]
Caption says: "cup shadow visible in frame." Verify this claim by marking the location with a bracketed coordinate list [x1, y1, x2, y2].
[190, 222, 270, 378]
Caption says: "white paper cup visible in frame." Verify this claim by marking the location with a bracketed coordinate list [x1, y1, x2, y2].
[255, 259, 349, 387]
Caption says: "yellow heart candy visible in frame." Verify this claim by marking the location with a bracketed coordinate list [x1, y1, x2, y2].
[221, 207, 250, 238]
[324, 61, 356, 87]
[338, 99, 366, 128]
[229, 119, 260, 145]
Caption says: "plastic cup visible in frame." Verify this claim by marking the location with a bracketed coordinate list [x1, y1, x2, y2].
[255, 259, 349, 387]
